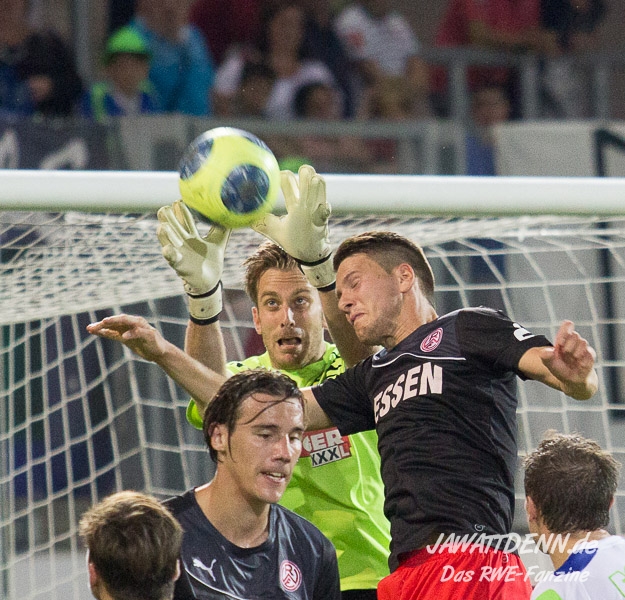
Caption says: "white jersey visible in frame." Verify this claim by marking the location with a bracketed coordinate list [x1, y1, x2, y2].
[531, 536, 625, 599]
[334, 4, 419, 76]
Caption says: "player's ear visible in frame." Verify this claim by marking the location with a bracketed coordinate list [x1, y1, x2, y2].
[173, 559, 181, 582]
[252, 306, 262, 335]
[525, 496, 538, 522]
[396, 263, 415, 293]
[87, 558, 99, 589]
[210, 423, 228, 454]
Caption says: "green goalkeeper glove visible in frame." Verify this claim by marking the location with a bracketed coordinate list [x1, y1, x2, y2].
[157, 200, 231, 324]
[252, 164, 335, 290]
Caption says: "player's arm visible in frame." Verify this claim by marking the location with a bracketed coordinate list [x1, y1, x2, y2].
[317, 288, 375, 367]
[301, 387, 334, 431]
[253, 165, 376, 367]
[518, 320, 598, 400]
[86, 314, 228, 414]
[184, 321, 227, 373]
[157, 201, 230, 377]
[87, 316, 335, 430]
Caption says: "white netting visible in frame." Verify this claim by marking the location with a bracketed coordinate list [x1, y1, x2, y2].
[2, 202, 625, 599]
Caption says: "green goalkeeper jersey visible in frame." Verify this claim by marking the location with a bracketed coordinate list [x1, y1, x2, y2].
[187, 343, 390, 591]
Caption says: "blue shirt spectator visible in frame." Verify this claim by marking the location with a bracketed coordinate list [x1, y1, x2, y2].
[130, 0, 214, 116]
[465, 85, 510, 175]
[465, 134, 496, 176]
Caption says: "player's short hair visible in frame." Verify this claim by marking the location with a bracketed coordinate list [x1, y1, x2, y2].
[243, 241, 302, 305]
[203, 369, 305, 462]
[524, 431, 621, 534]
[79, 490, 182, 600]
[333, 231, 436, 305]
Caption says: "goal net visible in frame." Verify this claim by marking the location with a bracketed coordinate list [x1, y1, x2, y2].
[2, 172, 625, 600]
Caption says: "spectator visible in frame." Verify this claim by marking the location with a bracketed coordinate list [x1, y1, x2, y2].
[81, 26, 161, 123]
[233, 59, 275, 117]
[79, 490, 182, 600]
[540, 0, 606, 117]
[356, 75, 415, 173]
[524, 432, 624, 599]
[334, 0, 430, 118]
[433, 0, 558, 117]
[131, 0, 214, 116]
[213, 1, 336, 119]
[0, 0, 82, 118]
[296, 0, 357, 117]
[189, 0, 263, 67]
[284, 82, 372, 172]
[465, 84, 511, 175]
[464, 85, 510, 308]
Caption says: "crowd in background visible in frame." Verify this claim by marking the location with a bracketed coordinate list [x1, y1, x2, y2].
[0, 0, 608, 173]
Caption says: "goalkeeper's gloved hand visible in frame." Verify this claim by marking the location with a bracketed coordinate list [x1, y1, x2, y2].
[252, 164, 335, 290]
[157, 200, 231, 324]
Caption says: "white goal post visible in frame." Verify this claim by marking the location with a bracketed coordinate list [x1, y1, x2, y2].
[1, 169, 625, 214]
[2, 171, 625, 600]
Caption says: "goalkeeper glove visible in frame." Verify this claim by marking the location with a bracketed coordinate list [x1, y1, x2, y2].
[252, 164, 335, 290]
[157, 200, 231, 324]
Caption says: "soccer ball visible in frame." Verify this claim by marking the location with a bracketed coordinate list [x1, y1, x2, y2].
[178, 127, 281, 229]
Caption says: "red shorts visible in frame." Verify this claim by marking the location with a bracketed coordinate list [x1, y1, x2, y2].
[378, 544, 532, 600]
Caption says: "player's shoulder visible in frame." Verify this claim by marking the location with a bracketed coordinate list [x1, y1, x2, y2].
[446, 306, 513, 325]
[273, 504, 334, 549]
[162, 488, 195, 517]
[322, 343, 344, 367]
[227, 353, 270, 373]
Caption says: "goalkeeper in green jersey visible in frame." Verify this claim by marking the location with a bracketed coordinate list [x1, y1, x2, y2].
[88, 165, 390, 599]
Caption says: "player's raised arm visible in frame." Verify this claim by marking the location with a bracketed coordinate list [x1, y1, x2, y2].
[157, 200, 230, 376]
[86, 314, 228, 413]
[518, 320, 598, 400]
[87, 314, 334, 431]
[252, 164, 376, 367]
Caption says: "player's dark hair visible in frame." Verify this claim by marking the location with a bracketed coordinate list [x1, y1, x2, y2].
[203, 369, 305, 462]
[524, 432, 621, 534]
[243, 241, 302, 305]
[333, 231, 436, 305]
[79, 490, 182, 600]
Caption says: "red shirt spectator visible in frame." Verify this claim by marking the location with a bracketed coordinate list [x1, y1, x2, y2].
[189, 0, 262, 66]
[432, 0, 556, 105]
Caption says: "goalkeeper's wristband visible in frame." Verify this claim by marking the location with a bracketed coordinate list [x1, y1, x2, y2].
[300, 255, 336, 291]
[187, 281, 223, 325]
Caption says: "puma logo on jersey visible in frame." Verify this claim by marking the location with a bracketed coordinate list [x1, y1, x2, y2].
[192, 558, 217, 581]
[374, 362, 443, 422]
[300, 427, 352, 466]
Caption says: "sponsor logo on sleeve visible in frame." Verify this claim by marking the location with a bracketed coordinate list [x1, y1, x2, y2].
[300, 427, 352, 467]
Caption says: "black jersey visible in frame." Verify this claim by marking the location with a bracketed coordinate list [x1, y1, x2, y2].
[312, 307, 551, 571]
[164, 489, 340, 600]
